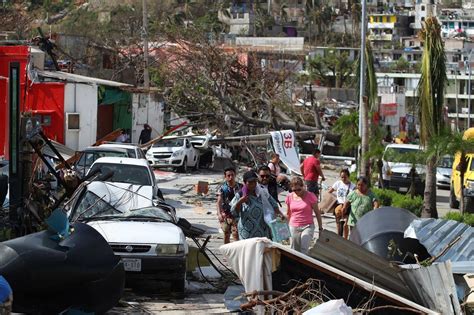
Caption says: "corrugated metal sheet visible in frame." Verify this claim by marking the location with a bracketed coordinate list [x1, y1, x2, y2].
[399, 262, 462, 315]
[309, 230, 413, 299]
[36, 69, 132, 87]
[404, 219, 473, 262]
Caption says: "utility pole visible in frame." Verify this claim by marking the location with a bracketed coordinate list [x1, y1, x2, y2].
[358, 0, 367, 177]
[142, 0, 150, 89]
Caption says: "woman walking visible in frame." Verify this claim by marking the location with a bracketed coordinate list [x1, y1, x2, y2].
[285, 177, 323, 254]
[328, 169, 355, 239]
[341, 176, 379, 234]
[231, 171, 281, 240]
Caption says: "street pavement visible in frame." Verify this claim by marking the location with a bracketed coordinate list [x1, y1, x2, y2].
[109, 165, 456, 314]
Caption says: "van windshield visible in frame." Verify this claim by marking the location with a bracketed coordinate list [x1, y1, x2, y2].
[384, 147, 419, 161]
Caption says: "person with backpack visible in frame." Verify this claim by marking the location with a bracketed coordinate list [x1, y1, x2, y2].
[216, 167, 242, 244]
[230, 171, 282, 240]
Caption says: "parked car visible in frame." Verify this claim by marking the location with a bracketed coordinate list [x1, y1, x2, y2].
[436, 155, 453, 189]
[67, 181, 187, 296]
[88, 157, 163, 200]
[74, 147, 129, 177]
[146, 137, 199, 172]
[382, 144, 425, 195]
[98, 143, 147, 160]
[450, 128, 474, 212]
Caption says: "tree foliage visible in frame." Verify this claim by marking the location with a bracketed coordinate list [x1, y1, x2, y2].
[307, 50, 354, 88]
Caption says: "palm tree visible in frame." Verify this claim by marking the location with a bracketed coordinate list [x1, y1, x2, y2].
[354, 40, 378, 179]
[417, 17, 447, 218]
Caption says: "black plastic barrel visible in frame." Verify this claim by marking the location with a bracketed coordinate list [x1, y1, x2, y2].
[349, 207, 430, 263]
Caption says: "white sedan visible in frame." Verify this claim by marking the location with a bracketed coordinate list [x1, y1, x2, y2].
[67, 181, 188, 296]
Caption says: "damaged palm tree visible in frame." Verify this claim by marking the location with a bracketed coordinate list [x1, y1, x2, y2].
[417, 17, 447, 218]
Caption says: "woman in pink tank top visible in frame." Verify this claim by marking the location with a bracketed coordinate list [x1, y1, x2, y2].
[285, 177, 323, 254]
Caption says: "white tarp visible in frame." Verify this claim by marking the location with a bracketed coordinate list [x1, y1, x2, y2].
[269, 130, 301, 175]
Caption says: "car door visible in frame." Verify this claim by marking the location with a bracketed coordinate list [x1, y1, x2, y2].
[184, 139, 192, 166]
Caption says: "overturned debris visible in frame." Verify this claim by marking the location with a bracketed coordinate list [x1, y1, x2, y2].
[220, 238, 436, 314]
[0, 220, 125, 313]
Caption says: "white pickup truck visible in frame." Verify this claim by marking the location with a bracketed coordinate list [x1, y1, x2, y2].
[146, 137, 199, 172]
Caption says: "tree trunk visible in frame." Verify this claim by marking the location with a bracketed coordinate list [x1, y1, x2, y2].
[360, 97, 370, 179]
[309, 85, 323, 129]
[421, 155, 438, 218]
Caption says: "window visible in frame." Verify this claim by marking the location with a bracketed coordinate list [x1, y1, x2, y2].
[89, 163, 152, 186]
[71, 191, 119, 222]
[421, 5, 425, 11]
[67, 113, 80, 130]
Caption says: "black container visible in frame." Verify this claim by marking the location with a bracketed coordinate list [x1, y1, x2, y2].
[350, 207, 430, 263]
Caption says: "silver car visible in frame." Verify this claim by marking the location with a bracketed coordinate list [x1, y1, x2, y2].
[436, 155, 453, 189]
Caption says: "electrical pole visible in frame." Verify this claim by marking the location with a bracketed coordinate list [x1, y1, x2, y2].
[358, 0, 367, 177]
[142, 0, 150, 89]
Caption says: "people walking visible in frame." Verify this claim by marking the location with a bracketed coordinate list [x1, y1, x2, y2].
[341, 176, 379, 234]
[300, 148, 325, 196]
[138, 124, 152, 145]
[285, 176, 322, 254]
[327, 169, 355, 239]
[216, 167, 242, 244]
[257, 165, 279, 203]
[268, 153, 290, 190]
[230, 171, 281, 240]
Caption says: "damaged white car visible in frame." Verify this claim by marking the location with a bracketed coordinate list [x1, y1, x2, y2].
[66, 181, 188, 296]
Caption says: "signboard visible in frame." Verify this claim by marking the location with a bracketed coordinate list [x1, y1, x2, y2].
[381, 103, 398, 116]
[270, 130, 302, 175]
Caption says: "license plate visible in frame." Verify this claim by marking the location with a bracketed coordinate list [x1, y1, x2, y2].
[158, 159, 167, 163]
[123, 258, 141, 272]
[399, 187, 408, 192]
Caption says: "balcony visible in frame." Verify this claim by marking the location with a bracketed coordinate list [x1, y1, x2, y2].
[368, 34, 393, 41]
[368, 22, 395, 29]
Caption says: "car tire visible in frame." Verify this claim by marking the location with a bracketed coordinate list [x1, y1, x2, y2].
[193, 156, 199, 171]
[178, 158, 188, 173]
[171, 274, 186, 299]
[463, 196, 474, 213]
[449, 186, 460, 209]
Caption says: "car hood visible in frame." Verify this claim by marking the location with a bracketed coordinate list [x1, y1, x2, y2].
[88, 220, 184, 244]
[437, 167, 452, 176]
[148, 147, 180, 154]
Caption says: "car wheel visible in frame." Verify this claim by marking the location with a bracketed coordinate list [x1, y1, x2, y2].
[171, 274, 186, 299]
[193, 156, 199, 171]
[178, 157, 188, 173]
[449, 186, 460, 209]
[462, 196, 474, 213]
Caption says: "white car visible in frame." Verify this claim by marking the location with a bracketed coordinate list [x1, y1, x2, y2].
[67, 181, 187, 296]
[88, 157, 163, 200]
[146, 137, 199, 172]
[382, 144, 425, 195]
[436, 155, 453, 189]
[99, 143, 147, 160]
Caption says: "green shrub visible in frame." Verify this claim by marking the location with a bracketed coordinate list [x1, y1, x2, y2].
[444, 212, 474, 227]
[372, 188, 423, 216]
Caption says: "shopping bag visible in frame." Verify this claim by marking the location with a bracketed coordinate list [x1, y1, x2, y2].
[269, 218, 291, 243]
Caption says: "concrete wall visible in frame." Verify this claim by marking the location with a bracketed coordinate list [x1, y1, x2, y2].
[64, 83, 98, 151]
[235, 37, 305, 51]
[130, 93, 164, 143]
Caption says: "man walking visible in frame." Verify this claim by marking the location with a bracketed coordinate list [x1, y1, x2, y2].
[138, 124, 152, 145]
[300, 148, 325, 196]
[216, 167, 242, 244]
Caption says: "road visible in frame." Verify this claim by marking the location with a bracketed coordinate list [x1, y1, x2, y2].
[108, 166, 456, 314]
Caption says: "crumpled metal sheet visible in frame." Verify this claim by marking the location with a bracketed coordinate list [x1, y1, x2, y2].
[399, 262, 462, 315]
[404, 218, 474, 263]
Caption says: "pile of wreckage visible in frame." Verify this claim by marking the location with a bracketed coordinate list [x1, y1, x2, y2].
[220, 207, 473, 315]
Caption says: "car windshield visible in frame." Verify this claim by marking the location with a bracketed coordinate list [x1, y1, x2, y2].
[438, 156, 453, 168]
[77, 151, 128, 167]
[153, 139, 184, 147]
[72, 191, 173, 222]
[384, 147, 419, 161]
[89, 163, 151, 186]
[71, 190, 121, 222]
